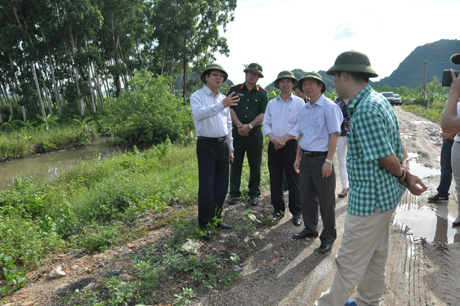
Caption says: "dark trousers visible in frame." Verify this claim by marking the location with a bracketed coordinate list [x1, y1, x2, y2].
[197, 139, 229, 229]
[437, 139, 454, 197]
[229, 129, 263, 198]
[299, 154, 336, 244]
[267, 140, 301, 215]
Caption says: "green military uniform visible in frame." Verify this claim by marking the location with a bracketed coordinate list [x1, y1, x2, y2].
[227, 76, 268, 200]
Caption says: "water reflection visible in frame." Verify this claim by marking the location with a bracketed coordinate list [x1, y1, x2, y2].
[0, 141, 125, 190]
[393, 202, 460, 244]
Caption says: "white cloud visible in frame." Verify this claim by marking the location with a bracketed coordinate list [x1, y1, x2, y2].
[215, 0, 460, 87]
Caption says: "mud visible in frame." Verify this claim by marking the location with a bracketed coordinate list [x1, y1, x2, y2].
[200, 107, 460, 305]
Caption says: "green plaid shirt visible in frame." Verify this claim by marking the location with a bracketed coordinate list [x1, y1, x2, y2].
[347, 86, 406, 216]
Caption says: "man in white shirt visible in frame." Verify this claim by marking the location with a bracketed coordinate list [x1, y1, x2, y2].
[190, 63, 240, 240]
[263, 71, 304, 226]
[293, 72, 343, 253]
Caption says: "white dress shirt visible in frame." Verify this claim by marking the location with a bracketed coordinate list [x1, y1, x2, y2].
[190, 85, 233, 150]
[297, 94, 343, 152]
[263, 94, 304, 139]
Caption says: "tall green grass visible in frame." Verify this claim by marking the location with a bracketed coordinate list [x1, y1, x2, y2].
[0, 125, 94, 161]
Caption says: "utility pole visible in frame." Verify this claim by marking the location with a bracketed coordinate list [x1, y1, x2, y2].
[422, 62, 427, 98]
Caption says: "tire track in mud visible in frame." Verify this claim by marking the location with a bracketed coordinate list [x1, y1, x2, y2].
[385, 192, 436, 306]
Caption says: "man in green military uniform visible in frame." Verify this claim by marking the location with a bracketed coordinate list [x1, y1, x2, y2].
[227, 63, 269, 206]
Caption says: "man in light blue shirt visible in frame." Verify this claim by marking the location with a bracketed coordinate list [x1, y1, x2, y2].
[190, 63, 240, 240]
[263, 71, 304, 225]
[293, 72, 343, 254]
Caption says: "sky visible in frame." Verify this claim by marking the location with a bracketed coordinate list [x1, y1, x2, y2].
[214, 0, 460, 88]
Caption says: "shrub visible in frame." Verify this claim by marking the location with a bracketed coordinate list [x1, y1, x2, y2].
[106, 70, 194, 145]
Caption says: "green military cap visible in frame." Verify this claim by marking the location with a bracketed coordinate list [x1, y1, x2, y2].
[200, 63, 228, 83]
[244, 63, 264, 78]
[326, 50, 378, 78]
[451, 53, 460, 65]
[298, 71, 327, 94]
[274, 70, 297, 89]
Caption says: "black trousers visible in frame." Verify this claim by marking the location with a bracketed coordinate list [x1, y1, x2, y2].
[267, 139, 301, 215]
[196, 138, 230, 229]
[299, 154, 336, 244]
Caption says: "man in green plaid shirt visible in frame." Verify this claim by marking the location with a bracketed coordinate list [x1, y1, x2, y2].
[315, 51, 427, 306]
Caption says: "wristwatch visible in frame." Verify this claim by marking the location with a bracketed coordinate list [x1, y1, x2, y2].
[325, 158, 333, 165]
[248, 123, 253, 130]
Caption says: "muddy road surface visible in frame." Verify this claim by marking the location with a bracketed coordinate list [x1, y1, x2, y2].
[199, 107, 460, 306]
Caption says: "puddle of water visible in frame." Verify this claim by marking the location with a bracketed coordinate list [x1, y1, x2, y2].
[407, 152, 439, 179]
[0, 141, 125, 190]
[393, 202, 460, 243]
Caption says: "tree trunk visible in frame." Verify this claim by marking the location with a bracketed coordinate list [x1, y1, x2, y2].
[69, 27, 85, 115]
[11, 4, 46, 118]
[1, 82, 13, 115]
[182, 34, 187, 101]
[161, 43, 167, 75]
[21, 106, 26, 122]
[112, 19, 121, 98]
[92, 61, 105, 112]
[42, 81, 53, 116]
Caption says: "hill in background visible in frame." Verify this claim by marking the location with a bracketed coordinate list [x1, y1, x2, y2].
[371, 39, 460, 88]
[263, 39, 460, 93]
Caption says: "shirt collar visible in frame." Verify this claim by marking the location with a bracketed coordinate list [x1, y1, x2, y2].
[347, 85, 372, 117]
[241, 82, 259, 91]
[276, 92, 294, 103]
[204, 85, 220, 96]
[306, 94, 326, 108]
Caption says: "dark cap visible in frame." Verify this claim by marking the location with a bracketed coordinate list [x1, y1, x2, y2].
[200, 63, 228, 83]
[326, 50, 378, 78]
[451, 53, 460, 65]
[298, 72, 327, 94]
[274, 71, 297, 89]
[244, 63, 264, 78]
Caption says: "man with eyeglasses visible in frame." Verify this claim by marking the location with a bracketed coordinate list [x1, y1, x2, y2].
[226, 63, 269, 206]
[190, 63, 240, 240]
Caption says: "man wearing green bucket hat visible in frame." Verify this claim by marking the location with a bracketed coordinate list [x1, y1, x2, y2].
[263, 70, 304, 225]
[226, 63, 269, 206]
[314, 51, 427, 306]
[190, 63, 241, 240]
[293, 71, 343, 254]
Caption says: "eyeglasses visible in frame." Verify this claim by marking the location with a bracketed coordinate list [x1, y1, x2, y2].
[210, 72, 226, 78]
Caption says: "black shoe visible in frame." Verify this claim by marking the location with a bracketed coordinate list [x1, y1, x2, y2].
[293, 215, 302, 226]
[202, 228, 211, 240]
[453, 218, 460, 226]
[249, 196, 259, 206]
[293, 228, 319, 239]
[218, 222, 233, 229]
[318, 243, 332, 253]
[270, 211, 284, 220]
[428, 194, 449, 203]
[227, 197, 238, 205]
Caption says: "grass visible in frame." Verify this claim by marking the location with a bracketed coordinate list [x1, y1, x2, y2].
[0, 136, 271, 299]
[0, 125, 95, 162]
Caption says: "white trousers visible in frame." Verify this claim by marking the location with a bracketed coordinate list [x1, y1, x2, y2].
[315, 207, 396, 306]
[337, 136, 348, 189]
[451, 141, 460, 216]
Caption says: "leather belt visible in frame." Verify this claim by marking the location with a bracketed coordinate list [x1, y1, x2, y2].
[303, 151, 328, 156]
[197, 136, 227, 142]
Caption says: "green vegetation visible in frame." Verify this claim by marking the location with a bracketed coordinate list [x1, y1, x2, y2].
[0, 135, 271, 299]
[0, 0, 237, 124]
[398, 77, 448, 123]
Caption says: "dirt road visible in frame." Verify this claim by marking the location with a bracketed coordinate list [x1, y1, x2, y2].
[199, 106, 460, 306]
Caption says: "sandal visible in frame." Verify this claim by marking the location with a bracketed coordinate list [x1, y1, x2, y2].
[338, 188, 348, 198]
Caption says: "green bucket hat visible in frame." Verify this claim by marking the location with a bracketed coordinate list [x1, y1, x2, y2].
[326, 50, 378, 78]
[274, 70, 297, 89]
[298, 72, 327, 94]
[200, 63, 228, 84]
[244, 62, 264, 78]
[451, 53, 460, 65]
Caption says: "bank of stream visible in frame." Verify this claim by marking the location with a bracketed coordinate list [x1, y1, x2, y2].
[0, 140, 126, 190]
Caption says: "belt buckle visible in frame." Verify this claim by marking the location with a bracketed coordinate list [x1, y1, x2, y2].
[304, 151, 311, 156]
[218, 137, 225, 142]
